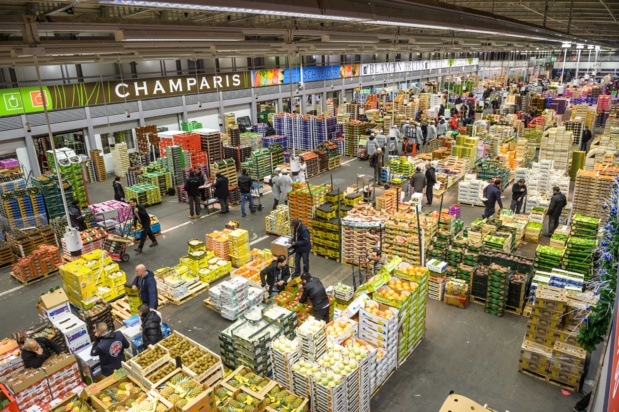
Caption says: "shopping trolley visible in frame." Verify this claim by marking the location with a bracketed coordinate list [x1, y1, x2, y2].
[103, 233, 132, 262]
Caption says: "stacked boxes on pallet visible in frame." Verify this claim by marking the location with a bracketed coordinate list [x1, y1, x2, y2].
[31, 175, 74, 221]
[229, 229, 250, 268]
[59, 250, 127, 308]
[485, 263, 512, 317]
[519, 286, 594, 391]
[0, 188, 48, 230]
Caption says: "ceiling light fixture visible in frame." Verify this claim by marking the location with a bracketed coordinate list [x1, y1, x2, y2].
[321, 35, 380, 43]
[119, 30, 245, 41]
[99, 0, 363, 22]
[562, 42, 571, 48]
[576, 44, 584, 49]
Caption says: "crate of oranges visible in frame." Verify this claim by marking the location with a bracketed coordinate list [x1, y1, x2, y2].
[373, 286, 411, 309]
[393, 263, 429, 283]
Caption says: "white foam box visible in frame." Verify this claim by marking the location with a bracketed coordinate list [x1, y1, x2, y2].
[359, 303, 399, 328]
[341, 293, 371, 319]
[52, 314, 89, 345]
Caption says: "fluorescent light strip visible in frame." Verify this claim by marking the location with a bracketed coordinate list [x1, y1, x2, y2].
[99, 0, 362, 21]
[98, 0, 566, 42]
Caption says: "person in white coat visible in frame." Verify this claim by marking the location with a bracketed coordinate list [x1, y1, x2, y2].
[298, 158, 307, 183]
[278, 169, 293, 204]
[415, 123, 424, 149]
[436, 117, 447, 136]
[428, 121, 437, 142]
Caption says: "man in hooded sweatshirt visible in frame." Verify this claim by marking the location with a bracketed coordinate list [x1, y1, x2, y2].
[437, 117, 448, 136]
[91, 322, 129, 377]
[139, 304, 163, 347]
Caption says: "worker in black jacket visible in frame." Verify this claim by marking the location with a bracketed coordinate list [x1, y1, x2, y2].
[213, 173, 230, 214]
[581, 126, 593, 152]
[546, 186, 567, 236]
[21, 337, 62, 368]
[113, 177, 125, 202]
[238, 169, 255, 217]
[260, 255, 291, 298]
[510, 179, 527, 214]
[68, 200, 87, 231]
[425, 162, 437, 206]
[291, 218, 311, 276]
[139, 304, 162, 347]
[184, 171, 201, 219]
[265, 122, 276, 137]
[91, 322, 129, 377]
[130, 198, 158, 253]
[299, 273, 330, 322]
[482, 179, 503, 219]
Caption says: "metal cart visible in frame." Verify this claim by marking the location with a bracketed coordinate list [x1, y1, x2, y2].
[252, 182, 264, 211]
[103, 233, 132, 262]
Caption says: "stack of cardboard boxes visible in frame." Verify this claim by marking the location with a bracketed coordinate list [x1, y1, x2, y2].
[59, 250, 126, 309]
[518, 285, 594, 391]
[443, 278, 469, 309]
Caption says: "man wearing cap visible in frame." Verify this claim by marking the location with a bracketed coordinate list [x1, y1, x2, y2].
[437, 117, 447, 136]
[400, 120, 412, 152]
[271, 168, 282, 210]
[428, 120, 437, 142]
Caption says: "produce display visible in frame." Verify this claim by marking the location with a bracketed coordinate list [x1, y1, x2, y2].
[156, 371, 205, 409]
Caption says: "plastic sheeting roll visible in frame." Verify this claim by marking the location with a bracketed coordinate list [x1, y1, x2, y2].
[570, 150, 586, 180]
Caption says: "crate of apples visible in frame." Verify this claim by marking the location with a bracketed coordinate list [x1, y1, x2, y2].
[363, 303, 395, 320]
[387, 278, 418, 293]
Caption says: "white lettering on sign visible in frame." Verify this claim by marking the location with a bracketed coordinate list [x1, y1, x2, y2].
[200, 77, 211, 90]
[232, 74, 241, 87]
[186, 77, 197, 90]
[153, 80, 165, 95]
[214, 76, 223, 89]
[134, 81, 148, 96]
[169, 79, 183, 93]
[115, 83, 129, 98]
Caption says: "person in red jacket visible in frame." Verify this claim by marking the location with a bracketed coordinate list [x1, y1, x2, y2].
[450, 115, 459, 130]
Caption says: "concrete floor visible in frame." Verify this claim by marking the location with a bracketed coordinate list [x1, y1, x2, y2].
[0, 157, 582, 411]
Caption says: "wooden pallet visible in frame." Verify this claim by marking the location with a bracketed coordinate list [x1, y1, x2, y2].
[203, 298, 221, 314]
[167, 281, 210, 306]
[458, 202, 485, 208]
[469, 295, 487, 305]
[371, 368, 396, 398]
[0, 260, 14, 270]
[10, 269, 58, 286]
[522, 304, 533, 318]
[397, 336, 425, 367]
[505, 305, 523, 316]
[111, 295, 169, 323]
[518, 367, 580, 393]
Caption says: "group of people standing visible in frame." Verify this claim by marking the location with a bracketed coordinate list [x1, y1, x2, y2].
[482, 178, 567, 237]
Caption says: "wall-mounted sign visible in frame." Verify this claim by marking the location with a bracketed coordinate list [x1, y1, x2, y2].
[0, 72, 251, 117]
[360, 58, 479, 76]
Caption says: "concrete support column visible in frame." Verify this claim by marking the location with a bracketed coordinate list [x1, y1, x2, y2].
[21, 115, 40, 176]
[83, 107, 97, 152]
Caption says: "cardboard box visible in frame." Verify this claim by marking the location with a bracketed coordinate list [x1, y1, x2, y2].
[37, 289, 71, 321]
[443, 294, 468, 309]
[52, 314, 88, 344]
[534, 290, 568, 312]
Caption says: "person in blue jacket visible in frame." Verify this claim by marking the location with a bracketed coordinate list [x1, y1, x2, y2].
[91, 322, 129, 377]
[132, 264, 158, 310]
[482, 179, 503, 219]
[291, 218, 311, 277]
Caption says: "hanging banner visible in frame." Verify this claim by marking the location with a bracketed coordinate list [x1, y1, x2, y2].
[0, 71, 251, 117]
[340, 64, 360, 78]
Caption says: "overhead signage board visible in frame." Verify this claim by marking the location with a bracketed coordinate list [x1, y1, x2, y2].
[0, 71, 251, 117]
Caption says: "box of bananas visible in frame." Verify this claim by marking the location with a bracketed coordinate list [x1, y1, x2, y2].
[154, 370, 214, 412]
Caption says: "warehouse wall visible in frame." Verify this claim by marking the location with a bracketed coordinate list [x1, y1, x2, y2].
[0, 62, 479, 176]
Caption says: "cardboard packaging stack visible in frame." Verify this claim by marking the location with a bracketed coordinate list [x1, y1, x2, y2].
[519, 285, 596, 391]
[3, 369, 52, 410]
[0, 339, 23, 382]
[444, 278, 469, 309]
[358, 301, 397, 385]
[59, 250, 126, 309]
[219, 277, 250, 321]
[51, 314, 91, 354]
[41, 354, 82, 400]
